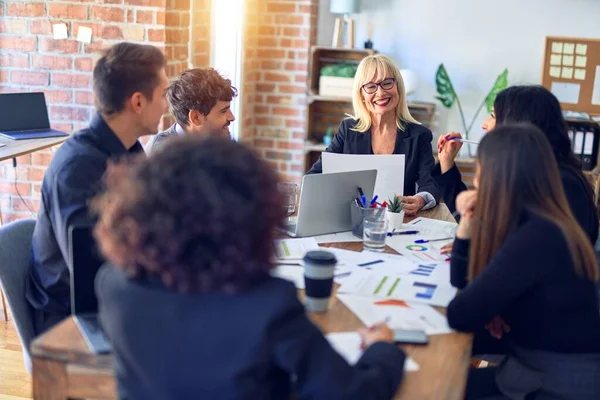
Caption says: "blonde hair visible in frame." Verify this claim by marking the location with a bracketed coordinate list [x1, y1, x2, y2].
[350, 54, 418, 132]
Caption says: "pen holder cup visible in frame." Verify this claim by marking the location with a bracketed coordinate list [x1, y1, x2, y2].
[350, 201, 387, 239]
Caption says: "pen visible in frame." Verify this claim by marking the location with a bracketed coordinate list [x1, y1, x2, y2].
[387, 230, 419, 236]
[448, 137, 479, 145]
[357, 186, 365, 198]
[381, 201, 388, 208]
[370, 195, 379, 206]
[361, 194, 367, 207]
[415, 237, 454, 244]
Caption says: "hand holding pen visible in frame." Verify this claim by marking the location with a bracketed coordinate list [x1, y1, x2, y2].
[359, 316, 393, 349]
[437, 132, 463, 173]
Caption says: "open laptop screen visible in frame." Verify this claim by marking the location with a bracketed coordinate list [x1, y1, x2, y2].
[69, 225, 105, 315]
[0, 92, 51, 132]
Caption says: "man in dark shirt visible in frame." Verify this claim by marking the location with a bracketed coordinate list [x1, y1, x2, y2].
[26, 42, 170, 335]
[147, 68, 237, 152]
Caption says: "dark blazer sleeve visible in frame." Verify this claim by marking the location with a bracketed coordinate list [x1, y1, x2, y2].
[414, 128, 441, 202]
[431, 163, 467, 215]
[306, 121, 348, 175]
[271, 282, 405, 400]
[559, 167, 599, 244]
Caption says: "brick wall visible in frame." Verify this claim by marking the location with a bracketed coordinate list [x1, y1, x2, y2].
[242, 0, 319, 183]
[0, 0, 210, 223]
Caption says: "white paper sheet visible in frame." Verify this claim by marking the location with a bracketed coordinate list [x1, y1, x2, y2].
[274, 238, 320, 260]
[336, 294, 453, 336]
[551, 82, 580, 105]
[405, 217, 457, 239]
[593, 66, 600, 106]
[326, 332, 420, 371]
[313, 231, 363, 244]
[271, 264, 354, 289]
[322, 153, 405, 200]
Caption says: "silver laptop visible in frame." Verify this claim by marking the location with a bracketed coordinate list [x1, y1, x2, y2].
[284, 170, 377, 237]
[0, 93, 69, 140]
[69, 225, 111, 354]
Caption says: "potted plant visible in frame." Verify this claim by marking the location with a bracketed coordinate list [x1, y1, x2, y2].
[386, 195, 405, 230]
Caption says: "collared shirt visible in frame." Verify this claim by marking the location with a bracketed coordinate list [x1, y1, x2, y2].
[26, 113, 145, 315]
[146, 124, 179, 153]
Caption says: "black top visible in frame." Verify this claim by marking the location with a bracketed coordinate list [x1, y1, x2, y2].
[432, 163, 599, 243]
[308, 119, 440, 201]
[26, 114, 144, 315]
[447, 213, 600, 353]
[96, 265, 406, 400]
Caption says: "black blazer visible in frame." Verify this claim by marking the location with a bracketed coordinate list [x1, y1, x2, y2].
[432, 163, 599, 243]
[96, 265, 406, 400]
[307, 119, 440, 201]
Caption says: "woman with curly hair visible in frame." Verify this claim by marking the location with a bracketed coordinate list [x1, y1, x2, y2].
[93, 136, 406, 400]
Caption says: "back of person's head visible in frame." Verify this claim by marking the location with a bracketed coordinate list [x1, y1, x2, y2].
[470, 123, 597, 281]
[167, 68, 238, 127]
[494, 85, 580, 170]
[93, 136, 285, 293]
[93, 42, 166, 116]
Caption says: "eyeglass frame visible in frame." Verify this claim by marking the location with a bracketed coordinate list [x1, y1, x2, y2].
[361, 78, 396, 94]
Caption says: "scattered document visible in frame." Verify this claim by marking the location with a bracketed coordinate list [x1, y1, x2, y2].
[322, 152, 405, 200]
[77, 26, 93, 43]
[336, 294, 453, 336]
[405, 217, 457, 239]
[52, 23, 68, 40]
[551, 82, 580, 105]
[271, 264, 354, 289]
[326, 332, 419, 371]
[274, 238, 320, 260]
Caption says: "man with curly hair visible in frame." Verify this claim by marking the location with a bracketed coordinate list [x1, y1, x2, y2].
[148, 68, 237, 151]
[26, 42, 169, 335]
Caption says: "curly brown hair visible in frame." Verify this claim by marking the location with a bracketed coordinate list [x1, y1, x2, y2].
[92, 136, 285, 293]
[167, 68, 238, 127]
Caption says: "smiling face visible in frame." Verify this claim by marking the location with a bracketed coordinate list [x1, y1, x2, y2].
[361, 76, 399, 117]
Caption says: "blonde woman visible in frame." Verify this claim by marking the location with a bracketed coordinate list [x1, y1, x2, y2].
[307, 54, 439, 215]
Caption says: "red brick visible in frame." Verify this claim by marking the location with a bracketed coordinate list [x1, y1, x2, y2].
[257, 49, 286, 59]
[148, 29, 165, 42]
[285, 62, 307, 72]
[84, 41, 107, 54]
[280, 85, 305, 94]
[275, 15, 304, 25]
[40, 38, 79, 53]
[49, 4, 88, 19]
[71, 22, 102, 34]
[136, 10, 153, 24]
[257, 83, 275, 92]
[255, 105, 269, 114]
[11, 71, 49, 86]
[282, 27, 301, 37]
[30, 20, 53, 35]
[91, 6, 124, 22]
[122, 25, 145, 41]
[74, 57, 94, 72]
[50, 106, 90, 121]
[273, 107, 300, 117]
[267, 95, 293, 105]
[0, 182, 31, 197]
[6, 3, 46, 17]
[277, 141, 303, 150]
[165, 11, 179, 26]
[166, 29, 187, 44]
[257, 37, 278, 47]
[32, 54, 72, 70]
[75, 91, 94, 105]
[52, 73, 91, 88]
[101, 25, 123, 40]
[285, 119, 304, 128]
[266, 2, 296, 13]
[126, 9, 134, 23]
[172, 0, 190, 11]
[264, 72, 291, 83]
[32, 153, 53, 167]
[125, 0, 165, 6]
[0, 37, 36, 51]
[12, 198, 41, 213]
[193, 39, 209, 54]
[156, 11, 165, 24]
[0, 54, 29, 68]
[42, 90, 72, 104]
[254, 138, 274, 148]
[192, 24, 208, 38]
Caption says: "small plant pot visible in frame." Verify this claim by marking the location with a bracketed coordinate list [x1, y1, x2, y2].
[387, 210, 405, 230]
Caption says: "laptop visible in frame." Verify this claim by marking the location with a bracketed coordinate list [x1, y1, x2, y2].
[68, 225, 111, 354]
[0, 93, 69, 140]
[284, 169, 377, 237]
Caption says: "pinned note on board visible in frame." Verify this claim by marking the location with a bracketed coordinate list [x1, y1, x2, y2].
[77, 26, 93, 44]
[561, 67, 574, 79]
[563, 43, 575, 54]
[574, 69, 586, 81]
[52, 23, 68, 40]
[550, 54, 562, 65]
[549, 67, 561, 78]
[575, 56, 587, 68]
[552, 42, 563, 53]
[562, 55, 574, 66]
[576, 44, 588, 56]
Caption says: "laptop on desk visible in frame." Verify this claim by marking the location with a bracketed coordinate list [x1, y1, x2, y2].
[69, 225, 111, 354]
[0, 93, 69, 140]
[284, 170, 377, 237]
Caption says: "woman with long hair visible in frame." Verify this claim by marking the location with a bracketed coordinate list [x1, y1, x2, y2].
[92, 136, 405, 400]
[434, 85, 598, 243]
[308, 54, 440, 216]
[447, 124, 600, 399]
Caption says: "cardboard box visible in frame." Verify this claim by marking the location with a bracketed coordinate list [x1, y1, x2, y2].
[319, 76, 354, 98]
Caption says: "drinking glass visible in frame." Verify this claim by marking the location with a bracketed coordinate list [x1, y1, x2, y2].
[278, 182, 299, 217]
[363, 218, 388, 252]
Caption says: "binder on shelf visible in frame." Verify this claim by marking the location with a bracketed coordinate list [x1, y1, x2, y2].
[566, 120, 600, 171]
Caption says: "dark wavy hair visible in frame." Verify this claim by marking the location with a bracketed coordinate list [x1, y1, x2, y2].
[494, 85, 581, 170]
[92, 136, 285, 294]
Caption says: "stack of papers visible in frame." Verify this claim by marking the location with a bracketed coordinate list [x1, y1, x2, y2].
[274, 238, 320, 260]
[326, 332, 420, 371]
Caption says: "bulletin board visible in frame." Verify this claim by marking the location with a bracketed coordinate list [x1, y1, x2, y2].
[542, 36, 600, 116]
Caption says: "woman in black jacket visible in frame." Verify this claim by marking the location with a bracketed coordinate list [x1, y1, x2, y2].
[448, 124, 600, 399]
[433, 85, 598, 243]
[93, 136, 406, 400]
[308, 54, 440, 216]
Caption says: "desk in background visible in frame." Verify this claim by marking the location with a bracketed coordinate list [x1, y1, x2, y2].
[30, 204, 472, 400]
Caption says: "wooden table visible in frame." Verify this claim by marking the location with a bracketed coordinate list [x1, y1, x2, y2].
[0, 136, 67, 163]
[30, 204, 472, 400]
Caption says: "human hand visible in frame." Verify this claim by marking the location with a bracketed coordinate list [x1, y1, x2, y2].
[437, 132, 463, 173]
[485, 316, 510, 340]
[401, 196, 426, 216]
[440, 241, 454, 255]
[359, 323, 394, 350]
[455, 190, 477, 218]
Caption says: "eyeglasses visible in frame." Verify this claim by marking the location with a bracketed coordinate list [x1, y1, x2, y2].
[362, 78, 395, 94]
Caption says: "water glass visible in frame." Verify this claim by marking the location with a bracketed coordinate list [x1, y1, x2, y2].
[363, 218, 388, 252]
[278, 182, 298, 217]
